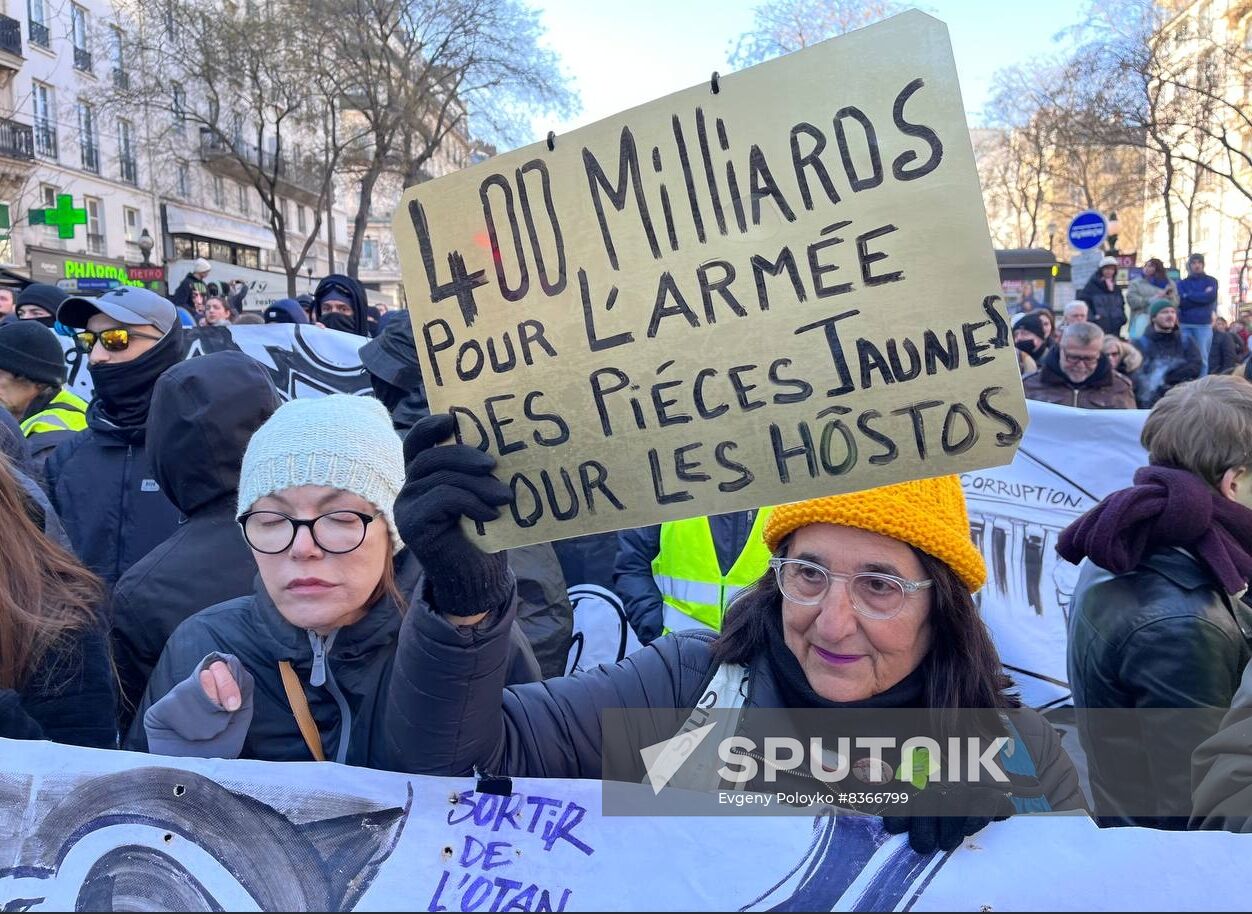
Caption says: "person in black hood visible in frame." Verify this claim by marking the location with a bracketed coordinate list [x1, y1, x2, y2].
[359, 310, 428, 434]
[111, 351, 282, 731]
[44, 287, 186, 588]
[313, 274, 369, 337]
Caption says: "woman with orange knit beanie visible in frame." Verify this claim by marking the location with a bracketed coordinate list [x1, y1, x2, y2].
[385, 416, 1087, 853]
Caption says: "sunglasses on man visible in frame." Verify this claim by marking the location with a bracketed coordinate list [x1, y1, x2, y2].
[75, 328, 163, 352]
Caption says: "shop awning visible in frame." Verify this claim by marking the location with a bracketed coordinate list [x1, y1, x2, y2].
[165, 204, 277, 249]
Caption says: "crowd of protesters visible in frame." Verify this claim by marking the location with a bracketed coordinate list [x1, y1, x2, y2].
[3, 254, 1252, 857]
[1013, 252, 1249, 411]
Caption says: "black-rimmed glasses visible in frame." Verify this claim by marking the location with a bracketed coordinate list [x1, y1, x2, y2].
[238, 510, 382, 555]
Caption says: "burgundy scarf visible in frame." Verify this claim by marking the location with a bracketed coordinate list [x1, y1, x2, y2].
[1058, 465, 1252, 595]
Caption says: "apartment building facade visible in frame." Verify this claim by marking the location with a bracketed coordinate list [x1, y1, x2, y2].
[0, 0, 357, 309]
[1140, 0, 1252, 316]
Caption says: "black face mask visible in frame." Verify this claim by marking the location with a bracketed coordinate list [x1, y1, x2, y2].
[1015, 337, 1044, 359]
[28, 315, 56, 328]
[321, 312, 362, 336]
[90, 326, 184, 429]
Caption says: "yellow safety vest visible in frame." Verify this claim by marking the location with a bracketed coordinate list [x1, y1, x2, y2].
[20, 388, 88, 438]
[652, 508, 774, 634]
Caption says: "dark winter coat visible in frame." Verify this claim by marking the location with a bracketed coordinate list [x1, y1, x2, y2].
[111, 352, 282, 731]
[1068, 549, 1252, 828]
[1192, 662, 1252, 831]
[1021, 348, 1137, 409]
[0, 623, 116, 748]
[1132, 326, 1203, 408]
[508, 544, 574, 679]
[1076, 274, 1127, 338]
[44, 403, 183, 589]
[171, 272, 207, 313]
[380, 599, 1086, 817]
[126, 553, 541, 763]
[1210, 330, 1239, 376]
[615, 511, 759, 644]
[0, 407, 66, 546]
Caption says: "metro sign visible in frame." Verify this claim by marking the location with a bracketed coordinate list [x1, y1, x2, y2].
[127, 265, 166, 282]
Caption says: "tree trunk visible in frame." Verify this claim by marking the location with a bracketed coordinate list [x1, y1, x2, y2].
[1161, 145, 1176, 269]
[347, 159, 385, 277]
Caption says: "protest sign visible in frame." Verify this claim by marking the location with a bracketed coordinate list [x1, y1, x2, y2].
[2, 739, 1248, 911]
[393, 10, 1028, 551]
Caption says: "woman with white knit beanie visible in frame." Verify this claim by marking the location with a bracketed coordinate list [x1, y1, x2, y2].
[126, 394, 529, 765]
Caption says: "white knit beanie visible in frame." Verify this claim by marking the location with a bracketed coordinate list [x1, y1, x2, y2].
[237, 395, 406, 553]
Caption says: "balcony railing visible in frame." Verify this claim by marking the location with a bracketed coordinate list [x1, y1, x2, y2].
[28, 20, 47, 48]
[0, 118, 33, 161]
[120, 156, 137, 184]
[34, 121, 56, 159]
[112, 68, 129, 89]
[81, 144, 99, 173]
[0, 117, 34, 161]
[73, 46, 91, 72]
[86, 232, 104, 254]
[0, 15, 23, 56]
[199, 128, 325, 199]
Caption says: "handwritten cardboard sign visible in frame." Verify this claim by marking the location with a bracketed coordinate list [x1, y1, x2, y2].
[393, 11, 1028, 551]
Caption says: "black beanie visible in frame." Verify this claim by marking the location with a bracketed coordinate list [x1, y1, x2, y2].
[16, 282, 68, 314]
[1016, 312, 1047, 340]
[0, 319, 67, 386]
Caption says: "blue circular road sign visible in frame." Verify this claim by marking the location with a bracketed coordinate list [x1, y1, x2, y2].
[1068, 210, 1107, 250]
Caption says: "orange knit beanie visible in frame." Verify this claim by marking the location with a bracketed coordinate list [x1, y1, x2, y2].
[762, 475, 986, 593]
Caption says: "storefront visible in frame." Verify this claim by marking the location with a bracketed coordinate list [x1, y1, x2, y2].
[166, 259, 316, 312]
[164, 203, 317, 311]
[26, 245, 151, 295]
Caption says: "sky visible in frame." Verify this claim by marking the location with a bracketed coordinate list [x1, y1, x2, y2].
[524, 0, 1089, 142]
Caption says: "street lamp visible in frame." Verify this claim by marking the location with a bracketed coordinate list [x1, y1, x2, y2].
[1047, 221, 1058, 254]
[137, 228, 154, 266]
[1105, 211, 1121, 256]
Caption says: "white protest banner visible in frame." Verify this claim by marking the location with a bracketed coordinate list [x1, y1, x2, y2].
[57, 324, 372, 403]
[1, 739, 1248, 911]
[963, 401, 1147, 709]
[394, 11, 1028, 552]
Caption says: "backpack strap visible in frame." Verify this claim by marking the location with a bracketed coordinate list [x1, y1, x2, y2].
[279, 660, 325, 762]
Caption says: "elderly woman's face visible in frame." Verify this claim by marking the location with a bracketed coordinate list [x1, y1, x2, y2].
[781, 524, 933, 702]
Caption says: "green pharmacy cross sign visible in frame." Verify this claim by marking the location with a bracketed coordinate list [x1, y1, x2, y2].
[29, 194, 88, 239]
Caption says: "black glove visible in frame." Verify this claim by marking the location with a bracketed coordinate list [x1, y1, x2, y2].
[881, 782, 1015, 854]
[395, 413, 513, 615]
